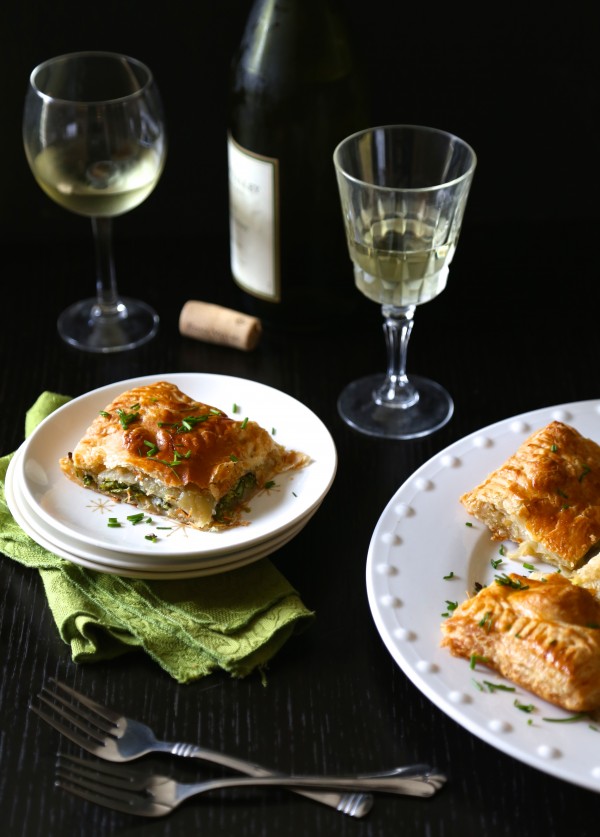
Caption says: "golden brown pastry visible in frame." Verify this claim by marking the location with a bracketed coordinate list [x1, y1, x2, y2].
[59, 381, 310, 531]
[441, 573, 600, 711]
[572, 552, 600, 598]
[460, 421, 600, 571]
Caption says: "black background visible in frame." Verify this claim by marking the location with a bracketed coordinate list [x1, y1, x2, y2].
[2, 0, 596, 247]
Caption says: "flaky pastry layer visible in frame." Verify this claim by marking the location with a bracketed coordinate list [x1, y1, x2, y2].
[59, 380, 310, 531]
[460, 421, 600, 571]
[441, 573, 600, 712]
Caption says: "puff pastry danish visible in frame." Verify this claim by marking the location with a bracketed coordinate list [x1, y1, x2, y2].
[441, 572, 600, 712]
[460, 421, 600, 572]
[59, 381, 310, 531]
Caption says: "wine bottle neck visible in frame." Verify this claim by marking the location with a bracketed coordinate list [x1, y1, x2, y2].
[234, 0, 358, 85]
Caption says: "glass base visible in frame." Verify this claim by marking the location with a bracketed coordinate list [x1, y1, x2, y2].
[57, 297, 159, 353]
[338, 374, 454, 440]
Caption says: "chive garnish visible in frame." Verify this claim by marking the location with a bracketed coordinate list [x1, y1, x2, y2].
[469, 654, 489, 669]
[158, 412, 221, 433]
[484, 681, 515, 693]
[127, 513, 146, 525]
[495, 574, 529, 590]
[144, 440, 159, 457]
[514, 699, 535, 713]
[478, 611, 493, 630]
[542, 712, 589, 724]
[116, 406, 141, 429]
[472, 679, 515, 693]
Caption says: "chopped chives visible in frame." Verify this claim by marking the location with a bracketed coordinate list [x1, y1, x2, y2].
[127, 513, 146, 525]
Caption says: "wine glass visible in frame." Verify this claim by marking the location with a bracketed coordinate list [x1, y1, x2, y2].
[23, 51, 167, 353]
[333, 124, 476, 439]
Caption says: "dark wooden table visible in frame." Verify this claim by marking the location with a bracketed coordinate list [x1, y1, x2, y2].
[1, 213, 599, 837]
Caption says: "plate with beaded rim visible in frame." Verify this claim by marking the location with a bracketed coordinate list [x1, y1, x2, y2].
[367, 399, 600, 794]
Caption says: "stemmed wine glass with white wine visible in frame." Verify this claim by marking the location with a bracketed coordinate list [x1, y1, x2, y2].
[23, 51, 167, 353]
[333, 124, 476, 439]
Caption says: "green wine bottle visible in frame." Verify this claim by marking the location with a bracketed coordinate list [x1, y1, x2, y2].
[227, 0, 370, 331]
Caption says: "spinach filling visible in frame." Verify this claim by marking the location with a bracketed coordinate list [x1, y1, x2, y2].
[78, 471, 257, 522]
[214, 473, 257, 522]
[97, 479, 144, 496]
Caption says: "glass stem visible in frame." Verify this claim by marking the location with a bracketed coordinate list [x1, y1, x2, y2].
[373, 304, 419, 409]
[91, 216, 124, 320]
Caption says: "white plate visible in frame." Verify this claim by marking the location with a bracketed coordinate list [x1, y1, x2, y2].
[6, 449, 317, 578]
[366, 399, 600, 794]
[9, 445, 319, 572]
[18, 373, 336, 560]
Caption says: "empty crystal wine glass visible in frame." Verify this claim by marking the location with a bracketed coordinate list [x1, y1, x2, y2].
[23, 51, 167, 353]
[333, 124, 476, 439]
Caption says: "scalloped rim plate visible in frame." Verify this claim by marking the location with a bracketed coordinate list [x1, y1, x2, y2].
[367, 399, 600, 794]
[17, 373, 336, 560]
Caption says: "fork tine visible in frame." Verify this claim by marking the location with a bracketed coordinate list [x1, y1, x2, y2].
[44, 679, 122, 728]
[30, 704, 106, 752]
[55, 755, 170, 818]
[30, 680, 121, 754]
[56, 757, 142, 802]
[47, 680, 122, 724]
[36, 694, 111, 741]
[56, 754, 146, 789]
[338, 792, 373, 817]
[55, 771, 164, 817]
[55, 779, 169, 818]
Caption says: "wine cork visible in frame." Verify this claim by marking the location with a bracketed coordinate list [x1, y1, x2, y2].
[179, 300, 262, 351]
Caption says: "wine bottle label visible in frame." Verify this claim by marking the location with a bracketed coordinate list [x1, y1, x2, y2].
[227, 133, 280, 302]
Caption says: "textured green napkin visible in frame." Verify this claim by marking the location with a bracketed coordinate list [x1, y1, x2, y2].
[0, 392, 315, 683]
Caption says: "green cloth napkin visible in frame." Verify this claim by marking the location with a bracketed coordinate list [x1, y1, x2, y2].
[0, 392, 315, 683]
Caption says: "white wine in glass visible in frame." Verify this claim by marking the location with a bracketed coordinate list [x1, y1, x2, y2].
[333, 124, 476, 439]
[23, 51, 167, 353]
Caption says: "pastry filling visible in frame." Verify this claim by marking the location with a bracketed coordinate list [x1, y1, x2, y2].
[59, 380, 311, 532]
[72, 465, 257, 529]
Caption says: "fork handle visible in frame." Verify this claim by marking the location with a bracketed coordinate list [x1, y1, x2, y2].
[174, 773, 446, 803]
[168, 742, 373, 815]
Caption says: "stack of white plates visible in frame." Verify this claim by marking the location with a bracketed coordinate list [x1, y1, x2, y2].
[5, 373, 337, 579]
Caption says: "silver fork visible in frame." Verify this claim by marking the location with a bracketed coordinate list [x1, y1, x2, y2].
[31, 680, 443, 818]
[55, 754, 447, 818]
